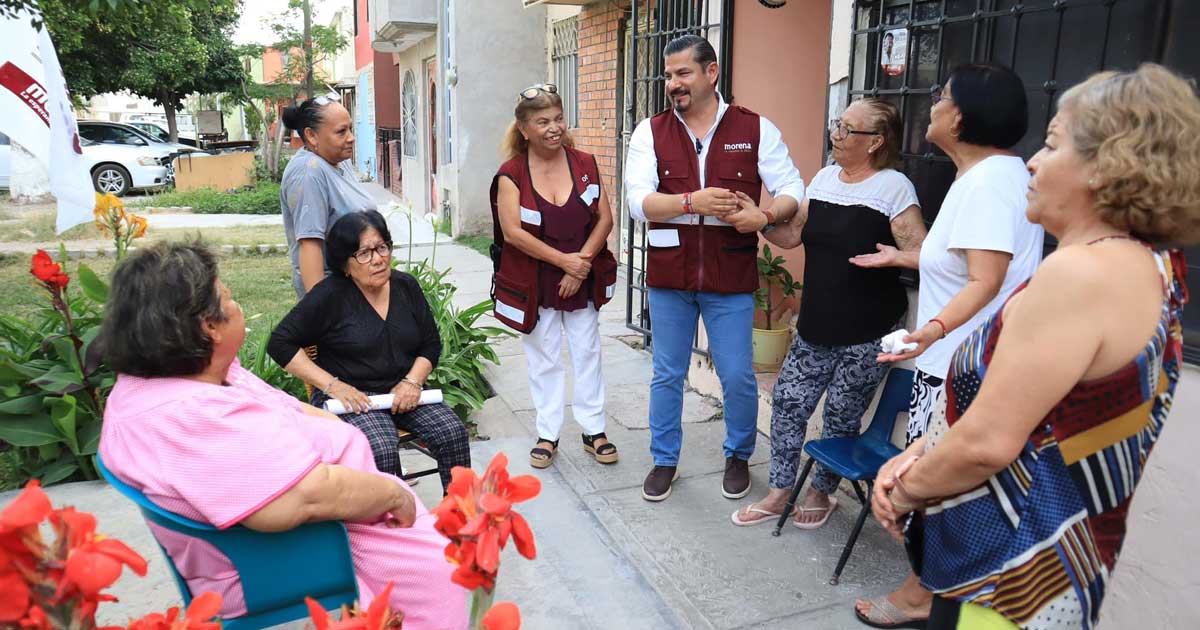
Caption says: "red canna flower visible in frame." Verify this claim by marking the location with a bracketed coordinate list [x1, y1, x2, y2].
[17, 604, 50, 630]
[0, 480, 52, 534]
[305, 582, 401, 630]
[52, 505, 147, 600]
[126, 592, 223, 630]
[29, 250, 69, 288]
[0, 570, 32, 622]
[432, 453, 540, 596]
[480, 602, 521, 630]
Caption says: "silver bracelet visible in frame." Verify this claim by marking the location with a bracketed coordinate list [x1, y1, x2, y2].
[401, 377, 423, 390]
[322, 376, 339, 396]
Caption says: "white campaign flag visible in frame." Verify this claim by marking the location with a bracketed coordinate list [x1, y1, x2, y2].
[0, 9, 94, 234]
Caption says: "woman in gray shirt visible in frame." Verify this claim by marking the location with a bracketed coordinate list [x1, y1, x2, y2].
[280, 96, 377, 296]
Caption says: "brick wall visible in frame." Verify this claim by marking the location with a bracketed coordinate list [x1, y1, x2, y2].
[572, 2, 622, 224]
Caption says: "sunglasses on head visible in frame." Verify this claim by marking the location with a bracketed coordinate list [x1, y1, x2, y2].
[518, 83, 558, 101]
[312, 93, 342, 107]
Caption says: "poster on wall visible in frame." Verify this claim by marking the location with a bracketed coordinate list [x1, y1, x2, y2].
[880, 28, 908, 76]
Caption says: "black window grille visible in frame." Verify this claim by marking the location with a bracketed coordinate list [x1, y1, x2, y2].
[847, 0, 1199, 364]
[622, 0, 736, 352]
[552, 17, 580, 128]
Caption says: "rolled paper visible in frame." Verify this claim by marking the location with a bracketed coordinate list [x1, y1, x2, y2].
[323, 389, 444, 414]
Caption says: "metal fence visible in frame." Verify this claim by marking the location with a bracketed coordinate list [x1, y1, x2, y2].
[621, 0, 736, 353]
[552, 17, 580, 128]
[846, 0, 1199, 363]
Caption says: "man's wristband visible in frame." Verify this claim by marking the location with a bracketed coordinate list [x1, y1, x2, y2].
[929, 317, 949, 339]
[682, 192, 694, 215]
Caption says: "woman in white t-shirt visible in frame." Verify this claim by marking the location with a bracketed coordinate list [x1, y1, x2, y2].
[849, 63, 1044, 628]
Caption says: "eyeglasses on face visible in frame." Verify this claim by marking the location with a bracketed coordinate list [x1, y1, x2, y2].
[352, 242, 392, 264]
[518, 83, 558, 101]
[828, 119, 881, 141]
[930, 87, 952, 107]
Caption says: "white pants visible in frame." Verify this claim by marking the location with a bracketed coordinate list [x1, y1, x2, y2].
[521, 305, 606, 441]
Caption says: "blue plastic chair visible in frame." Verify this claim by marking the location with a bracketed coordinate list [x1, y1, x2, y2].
[95, 454, 359, 630]
[770, 367, 915, 585]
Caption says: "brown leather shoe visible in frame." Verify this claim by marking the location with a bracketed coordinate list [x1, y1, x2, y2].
[642, 465, 679, 502]
[722, 457, 751, 499]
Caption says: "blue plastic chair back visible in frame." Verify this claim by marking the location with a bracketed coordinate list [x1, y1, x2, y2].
[803, 367, 915, 481]
[96, 454, 359, 630]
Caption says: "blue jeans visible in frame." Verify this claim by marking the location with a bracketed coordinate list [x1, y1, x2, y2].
[647, 288, 758, 466]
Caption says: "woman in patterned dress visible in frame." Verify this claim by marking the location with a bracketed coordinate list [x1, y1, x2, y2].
[871, 64, 1200, 629]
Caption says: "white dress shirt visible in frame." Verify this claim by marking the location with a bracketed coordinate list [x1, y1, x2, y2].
[624, 95, 805, 222]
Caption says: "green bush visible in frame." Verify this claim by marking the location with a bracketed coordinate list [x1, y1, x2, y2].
[135, 181, 282, 215]
[0, 249, 113, 486]
[401, 259, 512, 420]
[239, 315, 307, 400]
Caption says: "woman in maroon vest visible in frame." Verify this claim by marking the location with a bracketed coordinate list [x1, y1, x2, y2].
[490, 84, 620, 469]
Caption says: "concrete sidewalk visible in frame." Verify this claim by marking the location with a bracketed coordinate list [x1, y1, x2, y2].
[0, 238, 908, 629]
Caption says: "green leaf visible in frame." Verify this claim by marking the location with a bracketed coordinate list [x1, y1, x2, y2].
[0, 414, 61, 446]
[31, 368, 85, 395]
[0, 394, 47, 415]
[34, 456, 78, 486]
[77, 263, 110, 304]
[50, 337, 83, 377]
[48, 395, 80, 454]
[77, 419, 102, 455]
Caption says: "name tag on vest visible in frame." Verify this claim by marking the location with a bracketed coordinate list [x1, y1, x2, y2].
[520, 206, 542, 226]
[648, 228, 680, 247]
[580, 184, 600, 206]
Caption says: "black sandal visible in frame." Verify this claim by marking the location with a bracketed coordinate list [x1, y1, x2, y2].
[582, 432, 619, 464]
[530, 438, 558, 469]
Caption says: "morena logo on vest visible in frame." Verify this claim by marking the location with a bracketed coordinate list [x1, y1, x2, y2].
[724, 142, 753, 152]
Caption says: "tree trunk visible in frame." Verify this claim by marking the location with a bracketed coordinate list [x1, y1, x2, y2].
[270, 116, 287, 181]
[302, 0, 314, 98]
[161, 91, 179, 144]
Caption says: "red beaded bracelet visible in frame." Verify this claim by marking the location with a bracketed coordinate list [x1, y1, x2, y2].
[929, 317, 948, 338]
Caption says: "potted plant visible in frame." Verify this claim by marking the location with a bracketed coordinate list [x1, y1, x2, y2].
[752, 244, 802, 371]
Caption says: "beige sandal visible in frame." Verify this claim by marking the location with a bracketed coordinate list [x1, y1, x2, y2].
[530, 439, 558, 469]
[792, 496, 838, 530]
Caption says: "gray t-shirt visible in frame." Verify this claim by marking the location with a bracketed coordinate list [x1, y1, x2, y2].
[280, 147, 377, 296]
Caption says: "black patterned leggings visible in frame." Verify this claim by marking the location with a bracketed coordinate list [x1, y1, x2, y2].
[311, 390, 471, 492]
[768, 334, 890, 492]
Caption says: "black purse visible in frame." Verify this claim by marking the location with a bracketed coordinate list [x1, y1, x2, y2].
[902, 511, 925, 577]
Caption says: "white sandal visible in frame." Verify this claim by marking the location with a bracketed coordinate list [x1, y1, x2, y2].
[730, 505, 785, 527]
[792, 497, 838, 530]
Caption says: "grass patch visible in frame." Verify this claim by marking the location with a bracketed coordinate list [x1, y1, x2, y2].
[129, 181, 282, 215]
[0, 212, 95, 242]
[0, 252, 297, 323]
[455, 234, 494, 259]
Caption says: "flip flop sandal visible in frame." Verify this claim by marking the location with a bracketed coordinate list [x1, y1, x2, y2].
[792, 496, 839, 530]
[853, 596, 928, 629]
[730, 505, 785, 527]
[582, 432, 619, 464]
[530, 439, 558, 469]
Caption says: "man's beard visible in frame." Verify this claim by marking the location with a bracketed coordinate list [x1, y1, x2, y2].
[671, 88, 690, 112]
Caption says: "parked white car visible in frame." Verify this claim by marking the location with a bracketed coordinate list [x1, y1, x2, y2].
[127, 121, 198, 148]
[81, 138, 174, 196]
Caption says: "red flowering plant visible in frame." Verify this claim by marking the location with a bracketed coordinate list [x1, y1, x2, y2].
[431, 453, 539, 630]
[0, 248, 113, 486]
[305, 582, 403, 630]
[0, 479, 182, 630]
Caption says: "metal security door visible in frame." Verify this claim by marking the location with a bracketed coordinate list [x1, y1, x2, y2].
[844, 0, 1199, 362]
[622, 0, 735, 346]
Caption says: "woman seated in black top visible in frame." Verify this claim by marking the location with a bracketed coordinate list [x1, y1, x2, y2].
[731, 99, 926, 529]
[268, 210, 470, 492]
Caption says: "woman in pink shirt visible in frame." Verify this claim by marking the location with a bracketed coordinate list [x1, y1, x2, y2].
[97, 243, 467, 630]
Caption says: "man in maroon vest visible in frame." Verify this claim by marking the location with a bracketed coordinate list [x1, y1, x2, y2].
[624, 35, 805, 502]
